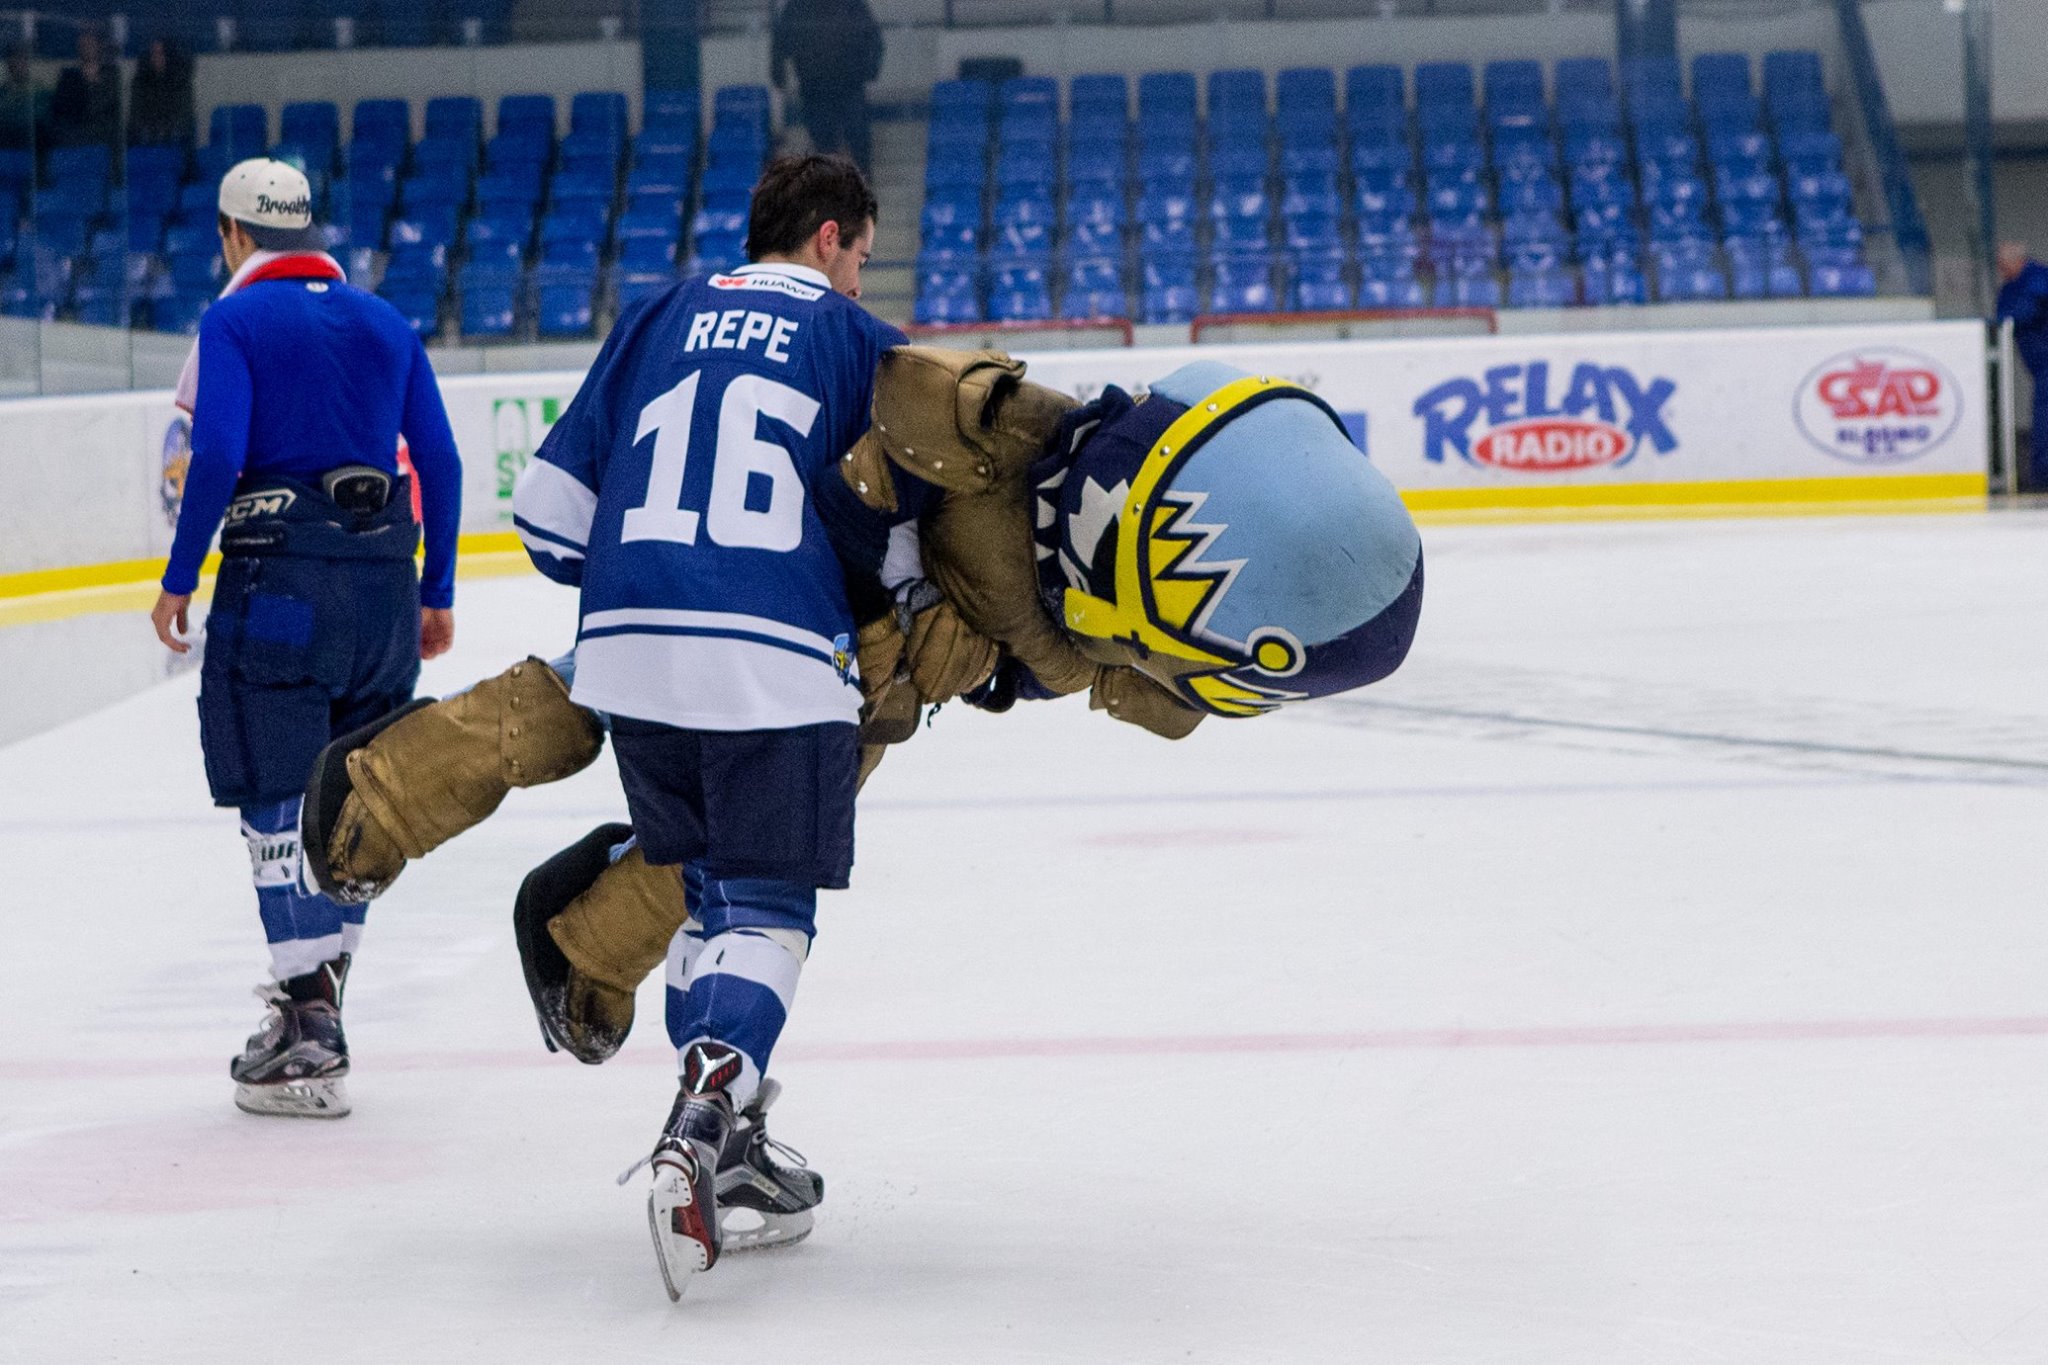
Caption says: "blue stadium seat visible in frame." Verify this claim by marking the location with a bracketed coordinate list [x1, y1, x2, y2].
[1207, 68, 1267, 116]
[1288, 251, 1349, 311]
[128, 214, 166, 253]
[1807, 258, 1875, 296]
[1484, 60, 1546, 117]
[458, 197, 526, 247]
[478, 168, 544, 217]
[426, 96, 483, 147]
[1434, 271, 1502, 309]
[572, 91, 631, 140]
[1725, 237, 1803, 298]
[988, 257, 1053, 323]
[1780, 129, 1843, 175]
[389, 209, 459, 251]
[499, 93, 558, 139]
[280, 102, 340, 169]
[1653, 243, 1728, 300]
[1070, 73, 1129, 118]
[378, 284, 440, 337]
[1277, 67, 1336, 115]
[915, 257, 980, 324]
[1358, 269, 1426, 309]
[617, 270, 681, 311]
[933, 79, 994, 117]
[1507, 267, 1575, 308]
[152, 292, 210, 334]
[1060, 255, 1126, 319]
[534, 264, 597, 336]
[1355, 181, 1417, 224]
[1138, 72, 1198, 119]
[1141, 251, 1198, 323]
[1207, 249, 1275, 313]
[458, 262, 519, 338]
[1281, 174, 1340, 220]
[209, 104, 268, 157]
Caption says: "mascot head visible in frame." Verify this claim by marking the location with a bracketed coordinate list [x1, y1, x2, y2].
[1039, 361, 1423, 717]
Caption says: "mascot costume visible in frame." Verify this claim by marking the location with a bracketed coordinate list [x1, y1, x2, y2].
[298, 347, 1424, 1246]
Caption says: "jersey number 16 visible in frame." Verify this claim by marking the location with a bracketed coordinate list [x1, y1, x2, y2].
[621, 370, 818, 553]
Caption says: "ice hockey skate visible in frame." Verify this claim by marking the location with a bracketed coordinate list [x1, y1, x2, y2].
[717, 1078, 824, 1252]
[646, 1041, 743, 1300]
[230, 955, 352, 1119]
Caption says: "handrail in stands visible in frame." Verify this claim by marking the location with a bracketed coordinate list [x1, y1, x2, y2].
[1833, 0, 1932, 296]
[904, 318, 1136, 347]
[1190, 308, 1500, 341]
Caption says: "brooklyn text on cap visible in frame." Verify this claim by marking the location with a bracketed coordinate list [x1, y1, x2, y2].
[217, 158, 326, 252]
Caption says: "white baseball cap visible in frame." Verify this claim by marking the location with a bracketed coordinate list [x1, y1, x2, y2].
[217, 158, 325, 250]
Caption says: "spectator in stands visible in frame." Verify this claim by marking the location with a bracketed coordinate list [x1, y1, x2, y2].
[49, 26, 120, 150]
[0, 43, 48, 152]
[1997, 241, 2048, 490]
[771, 0, 884, 174]
[127, 38, 193, 147]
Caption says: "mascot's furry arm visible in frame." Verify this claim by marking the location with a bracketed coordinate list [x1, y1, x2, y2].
[303, 346, 1200, 903]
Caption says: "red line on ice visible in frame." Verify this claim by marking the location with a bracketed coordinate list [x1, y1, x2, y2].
[7, 1015, 2048, 1082]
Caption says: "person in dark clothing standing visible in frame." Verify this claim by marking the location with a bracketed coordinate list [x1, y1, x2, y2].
[1997, 241, 2048, 490]
[49, 27, 120, 149]
[0, 44, 49, 152]
[127, 38, 193, 147]
[771, 0, 883, 174]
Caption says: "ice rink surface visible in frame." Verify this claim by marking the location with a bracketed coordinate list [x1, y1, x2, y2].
[4, 509, 2046, 1364]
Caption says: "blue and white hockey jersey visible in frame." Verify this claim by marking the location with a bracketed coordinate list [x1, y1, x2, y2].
[512, 262, 906, 730]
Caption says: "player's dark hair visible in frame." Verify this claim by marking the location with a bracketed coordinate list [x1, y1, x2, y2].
[745, 153, 877, 262]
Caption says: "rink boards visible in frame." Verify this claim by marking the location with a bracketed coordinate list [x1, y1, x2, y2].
[0, 317, 1992, 601]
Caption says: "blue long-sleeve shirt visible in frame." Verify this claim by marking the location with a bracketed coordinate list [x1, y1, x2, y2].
[162, 276, 462, 607]
[1997, 260, 2048, 386]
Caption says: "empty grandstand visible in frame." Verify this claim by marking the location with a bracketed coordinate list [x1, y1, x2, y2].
[915, 53, 1875, 329]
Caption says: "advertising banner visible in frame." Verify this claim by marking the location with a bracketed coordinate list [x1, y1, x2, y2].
[437, 372, 584, 532]
[1008, 319, 1989, 507]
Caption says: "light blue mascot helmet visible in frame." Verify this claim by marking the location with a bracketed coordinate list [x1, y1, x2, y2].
[1045, 362, 1424, 717]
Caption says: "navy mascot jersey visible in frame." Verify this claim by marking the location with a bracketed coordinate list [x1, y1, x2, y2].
[512, 262, 905, 730]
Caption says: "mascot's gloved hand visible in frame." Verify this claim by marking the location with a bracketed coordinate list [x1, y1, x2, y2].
[894, 579, 999, 704]
[1090, 667, 1205, 739]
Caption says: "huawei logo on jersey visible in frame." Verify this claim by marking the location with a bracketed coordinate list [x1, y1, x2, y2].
[709, 271, 824, 302]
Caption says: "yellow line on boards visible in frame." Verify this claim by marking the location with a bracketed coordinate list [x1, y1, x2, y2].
[0, 474, 1993, 625]
[1400, 472, 1987, 516]
[0, 531, 534, 626]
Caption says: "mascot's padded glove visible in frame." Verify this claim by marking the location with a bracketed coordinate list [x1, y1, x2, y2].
[896, 580, 1000, 704]
[1090, 666, 1206, 740]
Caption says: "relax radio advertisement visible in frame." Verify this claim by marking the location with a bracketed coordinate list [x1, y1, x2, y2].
[1012, 318, 1989, 496]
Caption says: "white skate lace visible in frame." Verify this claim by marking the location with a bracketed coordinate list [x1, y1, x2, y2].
[761, 1136, 809, 1171]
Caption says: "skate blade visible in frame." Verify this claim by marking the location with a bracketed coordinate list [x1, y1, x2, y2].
[234, 1076, 350, 1119]
[720, 1206, 813, 1253]
[647, 1167, 714, 1302]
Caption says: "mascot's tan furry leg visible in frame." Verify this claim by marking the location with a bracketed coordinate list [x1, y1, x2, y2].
[302, 658, 606, 901]
[513, 828, 687, 1063]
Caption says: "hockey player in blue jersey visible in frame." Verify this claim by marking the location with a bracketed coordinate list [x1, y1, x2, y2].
[507, 153, 903, 1296]
[149, 159, 461, 1119]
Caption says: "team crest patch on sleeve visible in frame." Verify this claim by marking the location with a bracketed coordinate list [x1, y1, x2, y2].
[832, 633, 857, 684]
[710, 272, 825, 302]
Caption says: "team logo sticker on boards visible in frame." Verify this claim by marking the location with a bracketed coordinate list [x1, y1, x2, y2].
[1411, 361, 1679, 472]
[1794, 348, 1962, 464]
[160, 415, 192, 526]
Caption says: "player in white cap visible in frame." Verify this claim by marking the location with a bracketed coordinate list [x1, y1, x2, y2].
[149, 157, 464, 1118]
